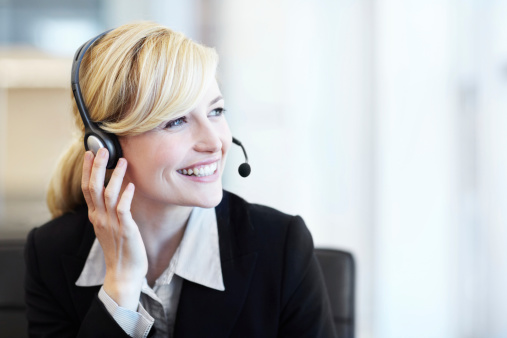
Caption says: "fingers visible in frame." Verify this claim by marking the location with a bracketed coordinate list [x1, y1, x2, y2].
[82, 151, 95, 210]
[117, 183, 136, 226]
[88, 148, 109, 211]
[82, 148, 135, 231]
[104, 158, 127, 217]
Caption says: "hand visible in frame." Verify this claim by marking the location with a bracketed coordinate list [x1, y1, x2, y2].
[81, 148, 148, 311]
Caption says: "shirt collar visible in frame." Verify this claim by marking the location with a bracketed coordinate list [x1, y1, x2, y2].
[76, 207, 225, 291]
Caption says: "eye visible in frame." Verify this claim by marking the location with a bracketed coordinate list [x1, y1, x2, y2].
[209, 108, 226, 117]
[164, 116, 187, 129]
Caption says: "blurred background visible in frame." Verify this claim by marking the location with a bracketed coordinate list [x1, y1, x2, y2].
[1, 0, 506, 337]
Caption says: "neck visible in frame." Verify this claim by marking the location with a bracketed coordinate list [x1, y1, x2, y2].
[131, 200, 192, 239]
[130, 194, 193, 286]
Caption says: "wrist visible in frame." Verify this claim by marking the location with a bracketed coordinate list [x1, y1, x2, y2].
[103, 275, 144, 311]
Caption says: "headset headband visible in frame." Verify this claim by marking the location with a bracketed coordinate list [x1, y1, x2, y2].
[70, 29, 122, 169]
[71, 30, 112, 132]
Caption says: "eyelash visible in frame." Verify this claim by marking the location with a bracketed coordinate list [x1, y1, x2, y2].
[163, 108, 226, 129]
[164, 117, 187, 129]
[209, 108, 226, 117]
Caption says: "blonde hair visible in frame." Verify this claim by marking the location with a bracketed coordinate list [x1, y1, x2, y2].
[47, 22, 219, 218]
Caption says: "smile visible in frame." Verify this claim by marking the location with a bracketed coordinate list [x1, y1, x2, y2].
[177, 162, 218, 177]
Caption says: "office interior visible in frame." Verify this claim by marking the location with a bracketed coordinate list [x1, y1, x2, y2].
[1, 0, 507, 337]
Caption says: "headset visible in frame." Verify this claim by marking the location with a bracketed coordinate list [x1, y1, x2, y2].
[71, 30, 120, 169]
[71, 30, 251, 176]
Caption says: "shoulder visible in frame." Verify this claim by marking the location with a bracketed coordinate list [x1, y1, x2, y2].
[218, 190, 314, 256]
[26, 205, 93, 261]
[220, 190, 300, 223]
[219, 191, 320, 311]
[220, 190, 309, 232]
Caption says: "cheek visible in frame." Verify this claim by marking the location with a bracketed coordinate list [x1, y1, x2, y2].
[146, 142, 186, 172]
[121, 137, 180, 178]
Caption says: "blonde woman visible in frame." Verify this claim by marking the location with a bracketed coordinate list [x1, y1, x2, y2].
[24, 22, 336, 338]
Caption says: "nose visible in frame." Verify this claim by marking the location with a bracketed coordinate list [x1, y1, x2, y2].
[194, 121, 222, 153]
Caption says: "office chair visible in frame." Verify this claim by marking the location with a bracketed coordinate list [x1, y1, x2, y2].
[315, 248, 355, 338]
[0, 238, 28, 338]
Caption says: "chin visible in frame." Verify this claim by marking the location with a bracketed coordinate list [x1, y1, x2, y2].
[195, 189, 224, 208]
[178, 187, 223, 209]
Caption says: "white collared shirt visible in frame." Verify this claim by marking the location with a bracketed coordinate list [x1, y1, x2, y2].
[75, 207, 225, 338]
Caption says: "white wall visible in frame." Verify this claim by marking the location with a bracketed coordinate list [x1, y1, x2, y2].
[476, 1, 507, 336]
[214, 1, 375, 337]
[373, 1, 459, 337]
[212, 1, 507, 337]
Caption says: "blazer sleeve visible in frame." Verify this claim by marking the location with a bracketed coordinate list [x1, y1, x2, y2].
[24, 227, 136, 338]
[278, 216, 337, 338]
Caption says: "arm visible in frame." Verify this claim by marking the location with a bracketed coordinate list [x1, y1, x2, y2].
[25, 149, 152, 337]
[25, 227, 75, 337]
[80, 148, 153, 336]
[278, 216, 337, 338]
[81, 148, 147, 311]
[25, 228, 133, 338]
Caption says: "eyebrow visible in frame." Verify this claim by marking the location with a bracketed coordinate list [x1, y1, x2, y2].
[209, 96, 224, 106]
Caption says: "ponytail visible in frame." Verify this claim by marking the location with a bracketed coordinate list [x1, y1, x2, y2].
[47, 139, 85, 218]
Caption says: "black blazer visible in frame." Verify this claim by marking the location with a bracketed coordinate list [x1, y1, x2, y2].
[25, 191, 337, 337]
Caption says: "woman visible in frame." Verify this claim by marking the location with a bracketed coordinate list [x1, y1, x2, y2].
[25, 22, 336, 337]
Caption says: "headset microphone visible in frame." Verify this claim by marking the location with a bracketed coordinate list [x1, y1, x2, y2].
[232, 137, 251, 177]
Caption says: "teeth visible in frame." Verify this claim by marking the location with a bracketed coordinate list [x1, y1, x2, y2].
[178, 162, 218, 177]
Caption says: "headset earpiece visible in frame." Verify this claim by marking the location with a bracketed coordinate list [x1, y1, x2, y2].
[84, 124, 122, 169]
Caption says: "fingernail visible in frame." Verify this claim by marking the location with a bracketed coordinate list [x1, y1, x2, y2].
[84, 151, 93, 161]
[117, 158, 126, 168]
[99, 148, 108, 158]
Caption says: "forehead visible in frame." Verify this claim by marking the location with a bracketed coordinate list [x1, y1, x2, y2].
[199, 79, 222, 106]
[155, 79, 223, 122]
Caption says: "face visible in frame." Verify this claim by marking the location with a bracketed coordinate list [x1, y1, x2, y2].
[119, 79, 232, 209]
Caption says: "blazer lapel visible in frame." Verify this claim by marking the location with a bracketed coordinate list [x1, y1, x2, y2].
[174, 252, 257, 336]
[174, 191, 258, 336]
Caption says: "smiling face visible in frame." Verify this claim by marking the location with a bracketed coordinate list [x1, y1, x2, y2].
[119, 79, 232, 209]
